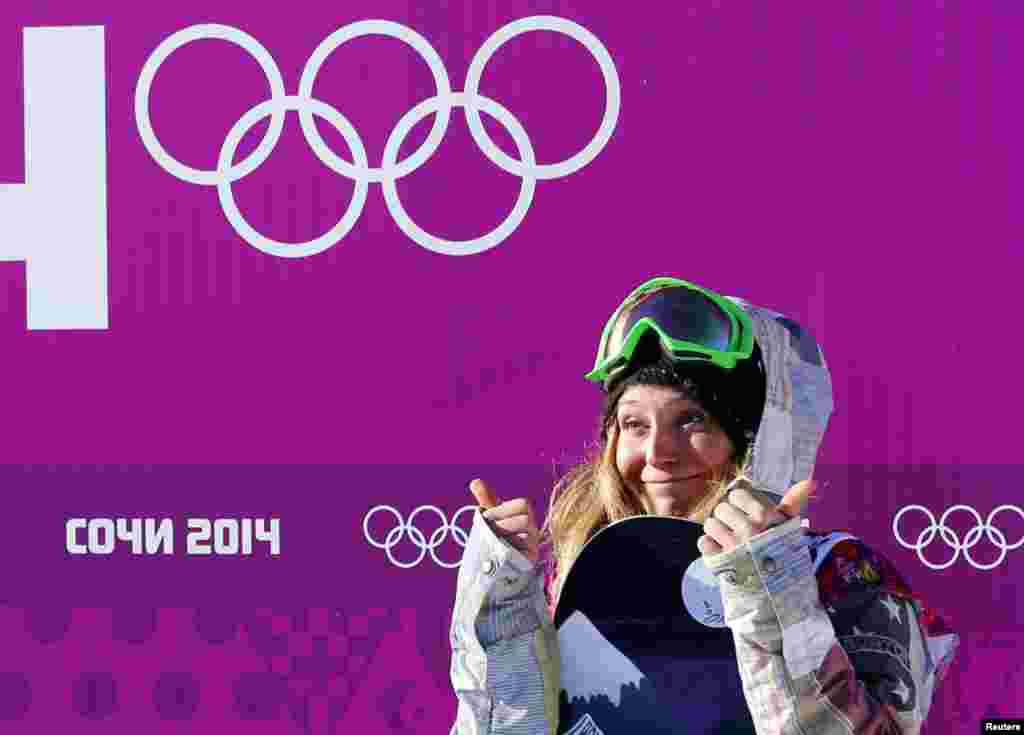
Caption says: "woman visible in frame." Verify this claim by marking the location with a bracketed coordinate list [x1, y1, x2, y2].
[449, 277, 957, 735]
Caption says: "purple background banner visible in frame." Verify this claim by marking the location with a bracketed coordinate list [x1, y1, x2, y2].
[2, 0, 1023, 732]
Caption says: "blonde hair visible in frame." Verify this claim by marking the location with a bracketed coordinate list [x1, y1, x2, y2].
[540, 403, 755, 609]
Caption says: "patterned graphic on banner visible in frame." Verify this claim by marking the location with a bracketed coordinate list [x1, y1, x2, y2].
[0, 605, 451, 732]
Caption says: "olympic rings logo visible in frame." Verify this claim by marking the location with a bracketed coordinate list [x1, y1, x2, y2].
[363, 505, 476, 569]
[134, 17, 621, 258]
[892, 504, 1024, 570]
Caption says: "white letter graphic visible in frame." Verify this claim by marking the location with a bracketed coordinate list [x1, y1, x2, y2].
[0, 27, 108, 329]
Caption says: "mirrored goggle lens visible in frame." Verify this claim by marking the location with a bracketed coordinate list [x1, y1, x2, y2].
[606, 287, 733, 359]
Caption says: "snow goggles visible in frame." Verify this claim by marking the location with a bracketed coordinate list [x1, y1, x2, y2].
[585, 277, 756, 390]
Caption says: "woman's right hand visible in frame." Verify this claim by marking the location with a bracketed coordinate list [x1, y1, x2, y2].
[470, 478, 541, 564]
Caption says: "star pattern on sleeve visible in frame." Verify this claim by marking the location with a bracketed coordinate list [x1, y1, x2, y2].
[879, 594, 902, 624]
[892, 677, 910, 706]
[812, 532, 959, 721]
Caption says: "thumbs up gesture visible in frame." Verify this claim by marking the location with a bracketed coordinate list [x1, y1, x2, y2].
[470, 478, 542, 564]
[697, 479, 815, 556]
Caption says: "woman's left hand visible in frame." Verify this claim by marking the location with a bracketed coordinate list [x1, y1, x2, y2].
[698, 479, 815, 556]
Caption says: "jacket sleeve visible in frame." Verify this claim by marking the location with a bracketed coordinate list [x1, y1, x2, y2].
[449, 508, 560, 735]
[702, 517, 958, 735]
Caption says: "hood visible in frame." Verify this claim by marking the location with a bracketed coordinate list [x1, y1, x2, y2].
[724, 295, 833, 500]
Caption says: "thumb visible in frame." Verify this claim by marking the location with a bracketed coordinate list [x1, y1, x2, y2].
[469, 478, 499, 510]
[776, 479, 816, 519]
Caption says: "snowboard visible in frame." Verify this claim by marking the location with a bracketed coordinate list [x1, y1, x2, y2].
[553, 516, 756, 734]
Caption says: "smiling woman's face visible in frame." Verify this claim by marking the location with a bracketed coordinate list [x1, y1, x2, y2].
[613, 383, 735, 517]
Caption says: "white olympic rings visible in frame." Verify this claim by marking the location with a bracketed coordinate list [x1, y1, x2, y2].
[892, 504, 1024, 570]
[363, 505, 476, 569]
[135, 17, 621, 257]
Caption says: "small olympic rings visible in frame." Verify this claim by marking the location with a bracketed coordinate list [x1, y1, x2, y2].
[363, 505, 476, 569]
[892, 504, 1024, 570]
